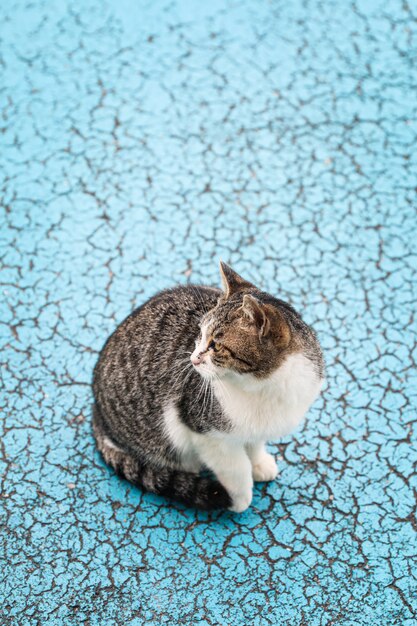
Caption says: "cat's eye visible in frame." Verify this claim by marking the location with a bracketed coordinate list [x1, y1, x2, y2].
[207, 340, 220, 352]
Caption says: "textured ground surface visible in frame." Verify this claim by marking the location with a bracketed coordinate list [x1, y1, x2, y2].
[1, 0, 417, 624]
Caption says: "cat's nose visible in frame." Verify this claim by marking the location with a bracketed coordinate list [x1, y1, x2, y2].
[191, 353, 204, 366]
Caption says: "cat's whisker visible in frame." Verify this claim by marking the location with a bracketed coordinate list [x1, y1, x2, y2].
[211, 370, 230, 403]
[204, 380, 212, 417]
[171, 362, 194, 388]
[208, 379, 215, 417]
[175, 365, 194, 390]
[191, 286, 211, 316]
[197, 377, 208, 406]
[195, 379, 204, 405]
[154, 356, 192, 385]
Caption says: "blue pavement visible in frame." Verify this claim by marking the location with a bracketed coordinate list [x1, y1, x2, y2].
[1, 1, 416, 624]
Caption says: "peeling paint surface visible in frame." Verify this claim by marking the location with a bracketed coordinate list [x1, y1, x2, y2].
[1, 1, 417, 624]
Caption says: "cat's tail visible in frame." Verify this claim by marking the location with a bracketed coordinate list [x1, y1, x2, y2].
[92, 404, 231, 511]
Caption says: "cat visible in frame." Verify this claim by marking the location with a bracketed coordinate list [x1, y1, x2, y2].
[92, 262, 324, 512]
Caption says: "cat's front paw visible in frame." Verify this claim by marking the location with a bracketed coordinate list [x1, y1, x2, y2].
[252, 452, 278, 482]
[229, 489, 252, 513]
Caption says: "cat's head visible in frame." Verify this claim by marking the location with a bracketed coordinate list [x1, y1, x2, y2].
[190, 262, 293, 383]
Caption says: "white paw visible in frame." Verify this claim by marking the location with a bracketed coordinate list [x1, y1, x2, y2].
[252, 452, 278, 482]
[229, 489, 253, 513]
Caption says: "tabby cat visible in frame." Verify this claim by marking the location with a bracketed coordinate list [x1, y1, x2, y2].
[92, 262, 324, 512]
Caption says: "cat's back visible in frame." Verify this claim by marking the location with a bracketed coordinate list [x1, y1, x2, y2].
[93, 284, 220, 391]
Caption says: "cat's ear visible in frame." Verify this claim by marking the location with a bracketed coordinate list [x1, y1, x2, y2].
[241, 294, 270, 338]
[219, 261, 255, 299]
[241, 294, 291, 345]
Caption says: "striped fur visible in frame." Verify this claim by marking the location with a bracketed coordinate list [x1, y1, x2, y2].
[93, 404, 231, 510]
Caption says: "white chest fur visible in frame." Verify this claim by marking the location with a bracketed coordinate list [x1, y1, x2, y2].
[213, 352, 323, 442]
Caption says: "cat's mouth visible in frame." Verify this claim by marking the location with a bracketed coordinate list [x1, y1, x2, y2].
[190, 354, 220, 380]
[191, 358, 213, 375]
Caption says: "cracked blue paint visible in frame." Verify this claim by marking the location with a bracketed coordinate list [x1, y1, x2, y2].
[1, 0, 416, 624]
